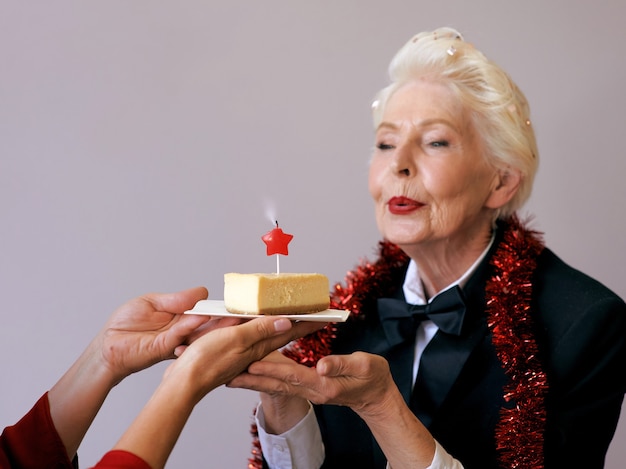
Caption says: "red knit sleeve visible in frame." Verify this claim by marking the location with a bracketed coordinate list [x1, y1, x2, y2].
[0, 392, 75, 469]
[90, 450, 152, 469]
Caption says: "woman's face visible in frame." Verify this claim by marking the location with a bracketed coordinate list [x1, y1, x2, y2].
[368, 79, 500, 253]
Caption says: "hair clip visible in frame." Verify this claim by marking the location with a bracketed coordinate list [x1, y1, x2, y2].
[371, 100, 380, 110]
[446, 46, 457, 56]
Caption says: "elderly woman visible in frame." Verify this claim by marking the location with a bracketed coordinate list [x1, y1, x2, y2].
[232, 27, 626, 468]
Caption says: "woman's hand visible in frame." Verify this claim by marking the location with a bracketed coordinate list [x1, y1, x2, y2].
[48, 286, 217, 458]
[163, 316, 324, 401]
[111, 316, 325, 469]
[230, 351, 397, 417]
[231, 351, 438, 469]
[96, 286, 217, 383]
[237, 351, 313, 434]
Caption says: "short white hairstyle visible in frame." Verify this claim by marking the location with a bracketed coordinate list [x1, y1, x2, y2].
[372, 27, 538, 219]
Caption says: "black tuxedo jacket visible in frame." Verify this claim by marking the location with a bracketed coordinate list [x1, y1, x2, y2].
[313, 241, 626, 468]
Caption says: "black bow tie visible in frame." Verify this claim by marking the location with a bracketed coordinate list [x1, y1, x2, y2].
[378, 285, 467, 347]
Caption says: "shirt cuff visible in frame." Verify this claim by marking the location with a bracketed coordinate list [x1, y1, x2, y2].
[426, 439, 464, 469]
[386, 439, 464, 469]
[256, 402, 325, 469]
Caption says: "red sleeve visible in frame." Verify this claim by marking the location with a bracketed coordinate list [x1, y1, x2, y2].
[0, 392, 75, 469]
[90, 450, 152, 469]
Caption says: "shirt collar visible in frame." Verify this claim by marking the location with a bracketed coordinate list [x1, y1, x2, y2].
[402, 231, 496, 305]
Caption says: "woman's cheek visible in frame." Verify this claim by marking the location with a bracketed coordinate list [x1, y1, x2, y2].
[368, 160, 385, 201]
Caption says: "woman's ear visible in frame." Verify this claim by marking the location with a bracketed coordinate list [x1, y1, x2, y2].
[485, 168, 522, 209]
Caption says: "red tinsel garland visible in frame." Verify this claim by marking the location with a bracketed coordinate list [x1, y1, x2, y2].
[248, 215, 547, 469]
[485, 217, 547, 468]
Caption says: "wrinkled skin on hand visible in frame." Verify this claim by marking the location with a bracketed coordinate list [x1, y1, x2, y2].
[230, 351, 396, 417]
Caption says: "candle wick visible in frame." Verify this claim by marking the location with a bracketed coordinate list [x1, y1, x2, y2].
[275, 220, 279, 228]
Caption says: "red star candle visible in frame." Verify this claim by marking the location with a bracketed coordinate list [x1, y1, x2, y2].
[261, 221, 293, 274]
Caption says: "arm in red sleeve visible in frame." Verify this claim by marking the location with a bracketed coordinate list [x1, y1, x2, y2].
[90, 450, 152, 469]
[0, 392, 76, 469]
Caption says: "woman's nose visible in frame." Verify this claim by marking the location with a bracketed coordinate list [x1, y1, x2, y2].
[391, 143, 414, 177]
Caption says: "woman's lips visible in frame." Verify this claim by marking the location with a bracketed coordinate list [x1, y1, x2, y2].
[387, 196, 423, 215]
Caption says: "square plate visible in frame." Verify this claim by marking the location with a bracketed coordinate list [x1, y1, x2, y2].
[184, 300, 350, 322]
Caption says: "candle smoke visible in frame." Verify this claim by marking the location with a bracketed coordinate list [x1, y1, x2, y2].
[264, 199, 277, 226]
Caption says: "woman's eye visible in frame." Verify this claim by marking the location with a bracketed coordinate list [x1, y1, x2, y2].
[376, 142, 394, 150]
[429, 140, 449, 148]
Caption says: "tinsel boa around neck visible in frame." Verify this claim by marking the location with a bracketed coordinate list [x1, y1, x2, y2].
[249, 215, 547, 469]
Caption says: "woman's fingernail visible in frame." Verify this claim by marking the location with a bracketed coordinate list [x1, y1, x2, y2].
[274, 318, 292, 332]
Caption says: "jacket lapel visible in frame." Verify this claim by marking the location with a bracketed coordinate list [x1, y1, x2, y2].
[414, 320, 488, 427]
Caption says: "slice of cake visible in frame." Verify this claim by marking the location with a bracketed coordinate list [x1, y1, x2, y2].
[224, 273, 330, 315]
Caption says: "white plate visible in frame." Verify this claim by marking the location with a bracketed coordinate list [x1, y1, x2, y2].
[184, 300, 350, 322]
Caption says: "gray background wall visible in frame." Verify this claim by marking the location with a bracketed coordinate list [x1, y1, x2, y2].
[1, 1, 624, 467]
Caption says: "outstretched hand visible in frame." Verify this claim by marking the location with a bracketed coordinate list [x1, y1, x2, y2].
[96, 286, 218, 383]
[229, 351, 397, 416]
[162, 316, 325, 401]
[109, 316, 324, 468]
[48, 286, 240, 459]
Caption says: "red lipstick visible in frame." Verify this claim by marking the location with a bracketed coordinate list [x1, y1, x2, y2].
[387, 196, 423, 215]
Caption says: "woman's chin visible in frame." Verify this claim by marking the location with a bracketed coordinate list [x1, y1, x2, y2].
[383, 229, 426, 247]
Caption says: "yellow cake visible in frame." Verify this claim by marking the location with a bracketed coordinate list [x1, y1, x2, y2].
[224, 273, 330, 315]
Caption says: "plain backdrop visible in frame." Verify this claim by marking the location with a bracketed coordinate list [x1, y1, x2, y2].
[1, 1, 624, 467]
